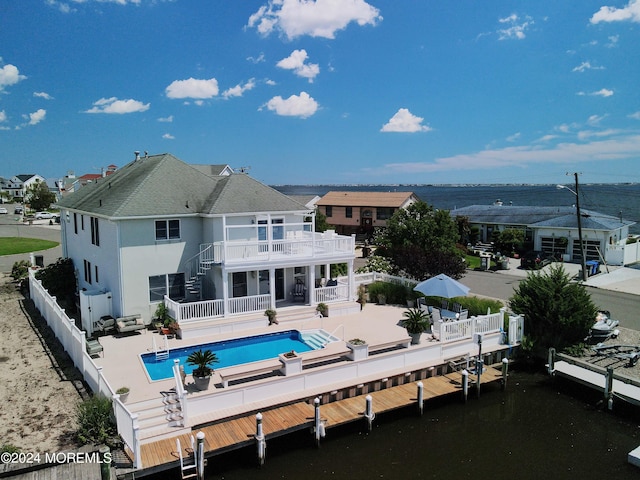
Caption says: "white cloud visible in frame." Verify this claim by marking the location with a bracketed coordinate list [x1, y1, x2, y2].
[0, 63, 27, 92]
[497, 14, 533, 40]
[28, 109, 46, 125]
[165, 78, 219, 99]
[247, 53, 266, 64]
[506, 132, 521, 142]
[629, 111, 640, 120]
[572, 61, 604, 72]
[591, 0, 640, 23]
[84, 97, 150, 114]
[577, 129, 621, 140]
[0, 110, 7, 122]
[157, 115, 173, 122]
[34, 91, 54, 100]
[587, 114, 607, 125]
[162, 133, 175, 140]
[276, 50, 320, 82]
[222, 78, 256, 99]
[264, 91, 318, 118]
[265, 79, 276, 86]
[378, 134, 640, 175]
[606, 35, 619, 47]
[577, 88, 614, 97]
[380, 108, 432, 133]
[248, 0, 382, 39]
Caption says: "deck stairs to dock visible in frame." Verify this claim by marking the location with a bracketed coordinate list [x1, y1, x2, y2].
[127, 392, 191, 444]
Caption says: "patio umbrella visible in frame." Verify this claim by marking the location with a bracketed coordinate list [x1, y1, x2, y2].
[413, 273, 470, 299]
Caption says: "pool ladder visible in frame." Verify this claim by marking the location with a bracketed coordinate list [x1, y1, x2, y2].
[153, 335, 170, 361]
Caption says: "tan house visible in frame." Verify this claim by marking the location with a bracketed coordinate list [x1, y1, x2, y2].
[317, 191, 420, 238]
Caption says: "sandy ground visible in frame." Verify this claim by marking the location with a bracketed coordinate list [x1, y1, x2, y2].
[0, 273, 85, 453]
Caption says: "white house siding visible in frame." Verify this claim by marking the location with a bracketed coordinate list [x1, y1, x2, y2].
[119, 216, 203, 322]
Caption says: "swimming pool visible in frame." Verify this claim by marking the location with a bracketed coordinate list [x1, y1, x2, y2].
[141, 330, 326, 381]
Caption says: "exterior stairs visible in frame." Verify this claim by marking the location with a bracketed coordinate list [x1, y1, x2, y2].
[184, 244, 215, 299]
[127, 392, 191, 443]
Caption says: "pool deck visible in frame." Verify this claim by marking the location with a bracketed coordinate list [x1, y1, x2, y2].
[92, 303, 414, 404]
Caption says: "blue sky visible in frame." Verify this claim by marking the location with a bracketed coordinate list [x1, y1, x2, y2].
[1, 0, 640, 186]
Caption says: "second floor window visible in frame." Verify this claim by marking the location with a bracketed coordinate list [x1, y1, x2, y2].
[345, 206, 352, 218]
[90, 217, 100, 246]
[155, 219, 180, 240]
[376, 207, 395, 220]
[325, 206, 333, 217]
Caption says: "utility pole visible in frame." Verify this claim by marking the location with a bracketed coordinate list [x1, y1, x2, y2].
[574, 172, 588, 282]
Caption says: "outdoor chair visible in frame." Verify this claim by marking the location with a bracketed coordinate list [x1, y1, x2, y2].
[453, 303, 463, 313]
[291, 279, 306, 302]
[458, 310, 468, 320]
[431, 308, 442, 323]
[85, 338, 103, 357]
[431, 318, 442, 341]
[441, 300, 449, 310]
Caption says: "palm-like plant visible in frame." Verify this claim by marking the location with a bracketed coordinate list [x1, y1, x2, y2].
[400, 307, 430, 335]
[186, 349, 219, 377]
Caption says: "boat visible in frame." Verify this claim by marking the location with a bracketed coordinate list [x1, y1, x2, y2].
[587, 310, 620, 341]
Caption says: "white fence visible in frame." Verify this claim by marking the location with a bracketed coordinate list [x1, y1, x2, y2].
[28, 270, 142, 469]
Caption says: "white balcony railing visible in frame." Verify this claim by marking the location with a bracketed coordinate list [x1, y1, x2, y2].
[205, 231, 354, 265]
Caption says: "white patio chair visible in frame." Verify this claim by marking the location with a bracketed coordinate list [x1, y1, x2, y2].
[441, 299, 449, 310]
[431, 308, 442, 322]
[431, 318, 443, 341]
[458, 310, 468, 320]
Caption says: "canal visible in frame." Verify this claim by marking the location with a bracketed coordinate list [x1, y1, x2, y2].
[159, 369, 640, 479]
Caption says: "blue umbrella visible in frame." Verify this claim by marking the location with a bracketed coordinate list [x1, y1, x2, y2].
[413, 273, 470, 299]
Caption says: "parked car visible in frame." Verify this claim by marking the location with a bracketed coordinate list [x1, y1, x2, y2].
[35, 211, 54, 219]
[14, 205, 23, 214]
[520, 251, 555, 269]
[0, 207, 7, 214]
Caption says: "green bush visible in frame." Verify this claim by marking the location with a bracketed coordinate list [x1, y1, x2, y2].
[76, 395, 116, 446]
[11, 260, 31, 281]
[417, 295, 503, 317]
[367, 281, 408, 304]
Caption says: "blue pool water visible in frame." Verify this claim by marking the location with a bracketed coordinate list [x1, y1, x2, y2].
[141, 330, 315, 381]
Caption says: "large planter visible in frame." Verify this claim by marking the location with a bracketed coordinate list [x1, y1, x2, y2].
[409, 332, 423, 345]
[347, 342, 369, 361]
[193, 375, 212, 391]
[279, 352, 302, 375]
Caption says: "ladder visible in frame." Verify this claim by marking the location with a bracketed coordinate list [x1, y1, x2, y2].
[177, 436, 197, 479]
[152, 335, 170, 361]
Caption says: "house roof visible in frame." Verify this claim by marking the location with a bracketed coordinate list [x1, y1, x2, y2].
[57, 153, 309, 218]
[451, 205, 634, 231]
[317, 191, 419, 208]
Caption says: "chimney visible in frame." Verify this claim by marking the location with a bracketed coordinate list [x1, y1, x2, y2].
[134, 151, 140, 161]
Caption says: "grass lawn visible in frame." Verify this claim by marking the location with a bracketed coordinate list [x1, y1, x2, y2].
[0, 237, 59, 256]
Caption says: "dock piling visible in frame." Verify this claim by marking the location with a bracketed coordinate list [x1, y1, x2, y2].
[462, 369, 469, 403]
[416, 382, 424, 415]
[364, 395, 375, 431]
[501, 358, 509, 390]
[313, 397, 324, 447]
[605, 367, 614, 411]
[255, 413, 266, 466]
[547, 348, 556, 376]
[196, 432, 205, 480]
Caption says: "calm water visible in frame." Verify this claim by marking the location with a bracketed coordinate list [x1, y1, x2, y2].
[176, 370, 640, 480]
[141, 330, 313, 381]
[274, 183, 640, 234]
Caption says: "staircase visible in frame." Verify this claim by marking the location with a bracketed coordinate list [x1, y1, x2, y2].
[128, 392, 191, 443]
[301, 329, 338, 349]
[184, 244, 215, 299]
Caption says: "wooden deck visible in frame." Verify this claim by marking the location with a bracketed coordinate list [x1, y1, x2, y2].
[137, 365, 504, 472]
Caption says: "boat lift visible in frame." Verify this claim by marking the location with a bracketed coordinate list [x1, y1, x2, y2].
[592, 344, 640, 368]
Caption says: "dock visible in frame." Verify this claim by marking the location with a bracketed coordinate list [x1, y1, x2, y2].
[127, 364, 505, 478]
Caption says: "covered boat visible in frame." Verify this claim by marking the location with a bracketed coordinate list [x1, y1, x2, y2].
[587, 310, 619, 341]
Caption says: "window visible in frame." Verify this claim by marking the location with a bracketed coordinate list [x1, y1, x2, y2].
[232, 272, 247, 297]
[155, 219, 180, 240]
[345, 206, 352, 218]
[94, 265, 99, 283]
[376, 207, 395, 220]
[149, 273, 185, 302]
[83, 259, 92, 284]
[90, 217, 100, 246]
[73, 213, 78, 235]
[81, 215, 85, 231]
[325, 206, 333, 217]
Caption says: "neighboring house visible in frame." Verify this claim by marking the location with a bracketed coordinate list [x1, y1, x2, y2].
[316, 191, 420, 238]
[451, 205, 637, 266]
[57, 153, 356, 327]
[5, 174, 47, 201]
[60, 165, 119, 196]
[287, 194, 321, 211]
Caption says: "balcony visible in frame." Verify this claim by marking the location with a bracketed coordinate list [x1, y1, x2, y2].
[201, 230, 355, 266]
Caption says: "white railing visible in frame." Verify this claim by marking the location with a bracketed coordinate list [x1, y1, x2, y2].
[314, 284, 350, 303]
[172, 360, 188, 427]
[165, 295, 224, 322]
[439, 310, 505, 344]
[29, 270, 142, 469]
[228, 294, 271, 314]
[204, 232, 354, 264]
[509, 314, 525, 344]
[350, 272, 417, 287]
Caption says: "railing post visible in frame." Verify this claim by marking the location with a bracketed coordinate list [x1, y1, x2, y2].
[133, 425, 142, 469]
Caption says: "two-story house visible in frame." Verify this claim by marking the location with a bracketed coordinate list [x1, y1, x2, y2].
[5, 174, 47, 202]
[316, 191, 420, 239]
[57, 153, 357, 330]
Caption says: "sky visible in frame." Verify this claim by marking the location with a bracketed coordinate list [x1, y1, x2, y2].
[1, 0, 640, 186]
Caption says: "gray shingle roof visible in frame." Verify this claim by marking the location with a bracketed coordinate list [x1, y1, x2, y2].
[58, 153, 309, 217]
[451, 205, 634, 231]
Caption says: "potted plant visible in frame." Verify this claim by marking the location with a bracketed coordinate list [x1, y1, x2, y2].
[400, 307, 430, 345]
[116, 387, 130, 403]
[167, 320, 180, 337]
[316, 303, 328, 317]
[265, 308, 278, 325]
[154, 302, 169, 326]
[187, 349, 219, 391]
[356, 285, 367, 310]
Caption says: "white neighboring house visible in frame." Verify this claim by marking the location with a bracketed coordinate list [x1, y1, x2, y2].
[451, 205, 637, 266]
[5, 174, 47, 202]
[57, 153, 356, 327]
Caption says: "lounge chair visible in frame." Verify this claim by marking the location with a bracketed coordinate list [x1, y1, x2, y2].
[291, 279, 307, 302]
[459, 310, 468, 320]
[86, 338, 103, 357]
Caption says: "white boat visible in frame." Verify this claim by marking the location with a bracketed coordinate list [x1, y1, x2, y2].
[588, 310, 619, 341]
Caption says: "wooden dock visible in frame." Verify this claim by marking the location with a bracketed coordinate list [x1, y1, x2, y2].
[134, 365, 504, 476]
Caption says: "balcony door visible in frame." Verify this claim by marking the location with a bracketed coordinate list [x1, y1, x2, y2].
[275, 268, 285, 301]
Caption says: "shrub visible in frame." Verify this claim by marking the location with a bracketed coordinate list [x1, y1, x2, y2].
[35, 257, 76, 305]
[76, 395, 117, 446]
[367, 281, 408, 304]
[10, 260, 30, 281]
